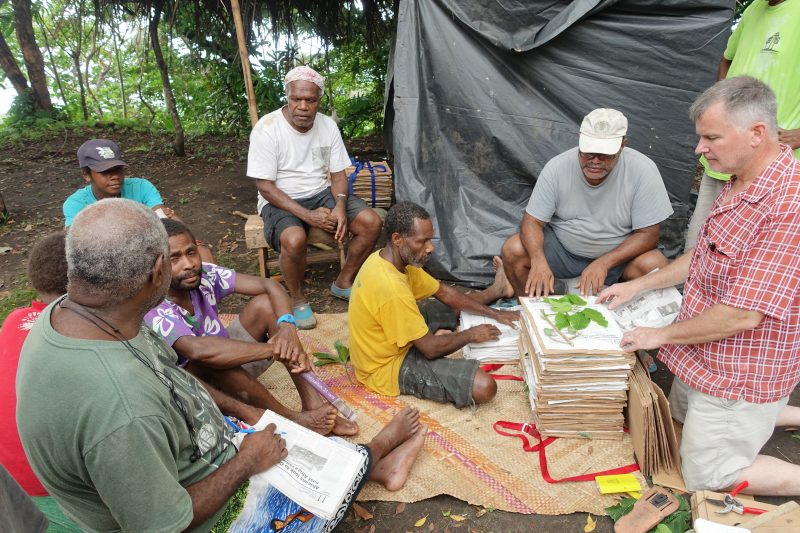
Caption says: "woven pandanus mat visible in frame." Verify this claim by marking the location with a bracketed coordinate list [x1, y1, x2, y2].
[219, 312, 645, 514]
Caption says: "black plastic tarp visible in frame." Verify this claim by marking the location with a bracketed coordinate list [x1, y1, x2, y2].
[386, 0, 733, 285]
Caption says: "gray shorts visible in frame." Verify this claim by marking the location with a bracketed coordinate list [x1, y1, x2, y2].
[260, 187, 369, 252]
[669, 377, 789, 491]
[543, 224, 626, 285]
[227, 317, 273, 377]
[398, 300, 479, 408]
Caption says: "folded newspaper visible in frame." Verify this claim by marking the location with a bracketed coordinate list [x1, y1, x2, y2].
[245, 410, 366, 520]
[609, 287, 682, 331]
[460, 307, 521, 362]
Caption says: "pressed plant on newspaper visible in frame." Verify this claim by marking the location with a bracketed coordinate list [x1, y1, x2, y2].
[540, 295, 608, 345]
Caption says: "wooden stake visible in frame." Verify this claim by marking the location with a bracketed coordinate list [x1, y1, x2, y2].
[230, 0, 258, 127]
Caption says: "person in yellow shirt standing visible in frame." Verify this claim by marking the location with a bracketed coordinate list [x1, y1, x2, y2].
[685, 0, 800, 250]
[348, 202, 519, 407]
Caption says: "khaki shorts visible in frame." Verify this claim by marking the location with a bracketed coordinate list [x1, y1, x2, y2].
[669, 377, 789, 491]
[227, 317, 274, 378]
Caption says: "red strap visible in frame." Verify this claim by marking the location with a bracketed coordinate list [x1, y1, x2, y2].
[481, 364, 524, 381]
[493, 420, 640, 483]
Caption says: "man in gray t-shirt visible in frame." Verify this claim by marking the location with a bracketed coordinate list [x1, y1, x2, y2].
[501, 108, 673, 297]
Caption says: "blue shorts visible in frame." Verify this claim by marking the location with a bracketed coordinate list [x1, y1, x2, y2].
[260, 187, 369, 252]
[542, 224, 626, 285]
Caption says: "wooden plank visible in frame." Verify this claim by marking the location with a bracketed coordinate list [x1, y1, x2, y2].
[742, 501, 800, 532]
[265, 248, 341, 270]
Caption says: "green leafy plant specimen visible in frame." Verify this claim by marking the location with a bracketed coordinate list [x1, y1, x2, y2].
[313, 340, 353, 383]
[543, 295, 608, 332]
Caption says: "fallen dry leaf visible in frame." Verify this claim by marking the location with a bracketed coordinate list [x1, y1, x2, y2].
[450, 514, 466, 522]
[428, 523, 434, 532]
[395, 502, 407, 515]
[584, 514, 597, 532]
[414, 515, 428, 527]
[474, 508, 487, 518]
[352, 503, 373, 521]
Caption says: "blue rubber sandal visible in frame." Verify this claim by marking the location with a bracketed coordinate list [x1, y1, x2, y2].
[292, 304, 317, 330]
[330, 282, 352, 301]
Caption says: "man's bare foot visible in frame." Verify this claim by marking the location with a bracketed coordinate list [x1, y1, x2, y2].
[491, 256, 515, 299]
[289, 404, 337, 434]
[332, 415, 360, 436]
[370, 425, 428, 491]
[368, 407, 421, 458]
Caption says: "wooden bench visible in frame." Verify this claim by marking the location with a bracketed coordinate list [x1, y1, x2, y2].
[244, 215, 346, 278]
[244, 206, 387, 278]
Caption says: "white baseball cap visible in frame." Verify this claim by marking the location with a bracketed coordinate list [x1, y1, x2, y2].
[579, 108, 628, 155]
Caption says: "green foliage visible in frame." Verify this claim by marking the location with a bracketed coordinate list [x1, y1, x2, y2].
[0, 285, 38, 323]
[1, 1, 392, 140]
[582, 308, 608, 327]
[544, 295, 607, 332]
[605, 493, 691, 533]
[3, 90, 63, 127]
[313, 340, 353, 382]
[210, 480, 248, 533]
[605, 497, 636, 521]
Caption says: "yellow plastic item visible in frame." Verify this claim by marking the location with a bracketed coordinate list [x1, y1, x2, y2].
[595, 473, 642, 494]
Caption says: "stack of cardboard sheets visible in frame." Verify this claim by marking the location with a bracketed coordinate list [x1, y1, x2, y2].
[518, 296, 635, 439]
[345, 161, 393, 209]
[627, 361, 681, 477]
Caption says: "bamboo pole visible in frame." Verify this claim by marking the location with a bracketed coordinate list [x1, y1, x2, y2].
[230, 0, 258, 127]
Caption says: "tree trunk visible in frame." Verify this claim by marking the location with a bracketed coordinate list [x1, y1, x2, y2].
[0, 32, 30, 95]
[149, 0, 185, 156]
[72, 0, 89, 120]
[111, 24, 128, 119]
[72, 52, 89, 120]
[83, 20, 104, 117]
[11, 0, 53, 112]
[0, 190, 8, 223]
[36, 13, 67, 106]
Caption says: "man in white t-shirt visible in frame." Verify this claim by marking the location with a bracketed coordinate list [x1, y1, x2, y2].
[501, 108, 673, 297]
[247, 66, 382, 329]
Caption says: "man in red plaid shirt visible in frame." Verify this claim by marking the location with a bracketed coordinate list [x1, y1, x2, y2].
[599, 76, 800, 495]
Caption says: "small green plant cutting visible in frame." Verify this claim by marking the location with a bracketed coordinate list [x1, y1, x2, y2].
[540, 295, 608, 345]
[312, 340, 354, 383]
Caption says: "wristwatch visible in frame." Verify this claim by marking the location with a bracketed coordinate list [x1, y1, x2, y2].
[277, 313, 297, 328]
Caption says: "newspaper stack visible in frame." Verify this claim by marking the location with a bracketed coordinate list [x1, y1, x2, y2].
[460, 307, 521, 363]
[345, 161, 394, 209]
[518, 296, 635, 439]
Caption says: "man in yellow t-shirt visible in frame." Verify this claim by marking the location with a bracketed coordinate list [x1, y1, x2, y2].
[348, 202, 519, 408]
[685, 0, 800, 250]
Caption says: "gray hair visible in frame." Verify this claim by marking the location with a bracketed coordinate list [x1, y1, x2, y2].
[689, 76, 778, 134]
[66, 198, 168, 304]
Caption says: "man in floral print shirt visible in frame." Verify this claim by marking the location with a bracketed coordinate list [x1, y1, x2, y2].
[145, 219, 358, 436]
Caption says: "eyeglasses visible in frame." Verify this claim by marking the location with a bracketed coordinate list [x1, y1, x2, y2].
[578, 151, 619, 162]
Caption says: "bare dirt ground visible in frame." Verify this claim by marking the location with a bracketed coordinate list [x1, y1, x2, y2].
[1, 126, 798, 532]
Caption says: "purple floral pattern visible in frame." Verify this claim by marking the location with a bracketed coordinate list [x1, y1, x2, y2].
[145, 263, 237, 362]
